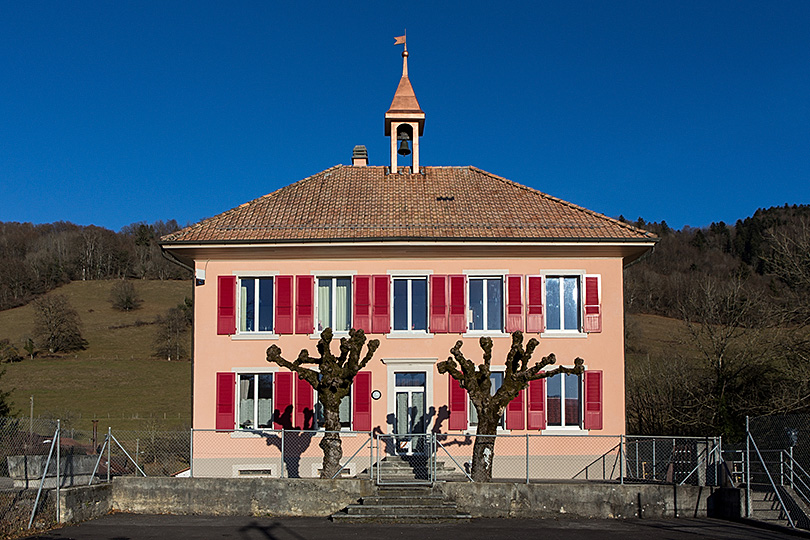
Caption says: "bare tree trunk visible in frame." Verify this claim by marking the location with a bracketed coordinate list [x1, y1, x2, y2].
[319, 401, 343, 479]
[471, 417, 498, 482]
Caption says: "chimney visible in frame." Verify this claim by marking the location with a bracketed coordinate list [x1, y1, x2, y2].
[352, 145, 368, 166]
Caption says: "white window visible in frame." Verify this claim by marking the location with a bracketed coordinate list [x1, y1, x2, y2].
[469, 371, 505, 428]
[239, 277, 274, 333]
[317, 277, 352, 332]
[545, 276, 581, 332]
[468, 277, 503, 331]
[546, 373, 581, 428]
[393, 277, 428, 332]
[238, 373, 274, 429]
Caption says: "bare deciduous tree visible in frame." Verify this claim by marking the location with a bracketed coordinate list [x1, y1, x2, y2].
[153, 306, 190, 361]
[266, 328, 379, 479]
[437, 332, 583, 482]
[32, 294, 87, 353]
[109, 279, 142, 311]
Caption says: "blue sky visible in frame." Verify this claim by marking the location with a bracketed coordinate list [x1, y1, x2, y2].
[1, 1, 808, 231]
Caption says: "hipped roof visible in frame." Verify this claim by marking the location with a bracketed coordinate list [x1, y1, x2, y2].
[161, 166, 656, 244]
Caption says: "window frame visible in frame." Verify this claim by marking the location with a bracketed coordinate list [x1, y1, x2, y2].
[390, 276, 430, 335]
[314, 276, 353, 334]
[543, 371, 584, 430]
[542, 273, 586, 336]
[235, 371, 275, 431]
[466, 275, 505, 334]
[235, 275, 276, 336]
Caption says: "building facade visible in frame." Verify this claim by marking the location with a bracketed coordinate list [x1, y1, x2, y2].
[161, 47, 656, 478]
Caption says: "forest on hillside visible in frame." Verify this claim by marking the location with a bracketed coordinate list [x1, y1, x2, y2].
[0, 220, 190, 311]
[623, 204, 810, 438]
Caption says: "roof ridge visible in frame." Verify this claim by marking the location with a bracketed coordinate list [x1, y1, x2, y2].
[466, 166, 657, 239]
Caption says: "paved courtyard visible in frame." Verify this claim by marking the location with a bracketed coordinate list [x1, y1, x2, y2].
[21, 514, 809, 540]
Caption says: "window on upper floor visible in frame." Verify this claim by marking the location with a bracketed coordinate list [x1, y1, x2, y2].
[468, 277, 503, 332]
[238, 373, 274, 429]
[393, 277, 428, 332]
[545, 276, 581, 332]
[469, 371, 505, 428]
[239, 277, 274, 333]
[546, 372, 581, 428]
[317, 277, 352, 332]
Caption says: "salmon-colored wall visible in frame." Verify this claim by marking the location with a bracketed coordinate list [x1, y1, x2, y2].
[192, 254, 626, 438]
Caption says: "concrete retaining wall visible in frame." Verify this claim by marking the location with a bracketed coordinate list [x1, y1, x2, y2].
[52, 478, 742, 522]
[112, 477, 376, 517]
[438, 482, 740, 519]
[59, 484, 113, 524]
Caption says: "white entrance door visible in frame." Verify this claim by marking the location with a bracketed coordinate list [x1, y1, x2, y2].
[394, 371, 426, 454]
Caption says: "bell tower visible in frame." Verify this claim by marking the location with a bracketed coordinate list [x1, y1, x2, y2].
[386, 36, 425, 174]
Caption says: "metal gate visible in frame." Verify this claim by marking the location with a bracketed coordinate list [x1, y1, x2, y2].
[375, 434, 436, 485]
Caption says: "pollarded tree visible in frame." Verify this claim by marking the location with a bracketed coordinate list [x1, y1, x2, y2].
[266, 327, 379, 479]
[437, 331, 584, 482]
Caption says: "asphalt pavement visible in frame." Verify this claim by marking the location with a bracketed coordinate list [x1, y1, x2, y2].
[20, 514, 810, 540]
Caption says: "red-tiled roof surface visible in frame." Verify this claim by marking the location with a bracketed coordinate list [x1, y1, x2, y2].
[161, 166, 656, 243]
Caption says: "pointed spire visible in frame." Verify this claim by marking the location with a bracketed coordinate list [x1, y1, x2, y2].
[385, 37, 424, 136]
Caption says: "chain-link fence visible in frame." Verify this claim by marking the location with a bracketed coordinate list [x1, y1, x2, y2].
[743, 413, 810, 528]
[1, 417, 61, 537]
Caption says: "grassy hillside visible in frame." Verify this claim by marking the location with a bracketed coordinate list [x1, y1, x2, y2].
[0, 279, 192, 431]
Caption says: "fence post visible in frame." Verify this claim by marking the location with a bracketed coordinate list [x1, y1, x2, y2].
[652, 438, 656, 481]
[280, 429, 285, 479]
[790, 446, 794, 487]
[619, 435, 624, 485]
[525, 433, 529, 485]
[369, 432, 373, 480]
[745, 416, 751, 518]
[56, 419, 61, 523]
[189, 428, 194, 478]
[107, 427, 111, 484]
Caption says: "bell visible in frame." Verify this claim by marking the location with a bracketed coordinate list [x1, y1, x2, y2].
[398, 139, 411, 156]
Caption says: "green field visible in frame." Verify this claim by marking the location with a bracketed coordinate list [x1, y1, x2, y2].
[0, 279, 192, 431]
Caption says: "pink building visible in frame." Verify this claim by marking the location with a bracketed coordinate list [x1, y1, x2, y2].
[161, 48, 656, 479]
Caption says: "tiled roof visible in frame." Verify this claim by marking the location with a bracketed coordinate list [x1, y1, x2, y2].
[161, 166, 656, 244]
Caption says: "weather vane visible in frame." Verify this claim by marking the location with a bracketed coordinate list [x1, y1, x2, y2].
[394, 31, 406, 52]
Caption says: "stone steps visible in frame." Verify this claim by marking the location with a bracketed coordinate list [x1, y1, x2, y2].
[331, 485, 471, 523]
[363, 455, 469, 483]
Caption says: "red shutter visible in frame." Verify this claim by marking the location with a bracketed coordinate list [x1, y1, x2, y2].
[217, 276, 236, 335]
[353, 275, 372, 332]
[275, 275, 294, 335]
[371, 275, 390, 333]
[448, 376, 468, 430]
[274, 371, 294, 429]
[295, 275, 314, 334]
[526, 276, 545, 333]
[505, 274, 524, 333]
[448, 274, 467, 334]
[215, 372, 236, 430]
[583, 275, 602, 333]
[505, 389, 525, 430]
[527, 379, 546, 430]
[583, 370, 603, 430]
[352, 371, 372, 432]
[429, 275, 448, 333]
[295, 375, 314, 430]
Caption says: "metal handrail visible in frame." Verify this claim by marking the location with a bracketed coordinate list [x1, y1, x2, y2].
[331, 433, 372, 479]
[435, 437, 473, 482]
[678, 442, 718, 486]
[749, 432, 796, 528]
[571, 442, 621, 481]
[781, 451, 810, 510]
